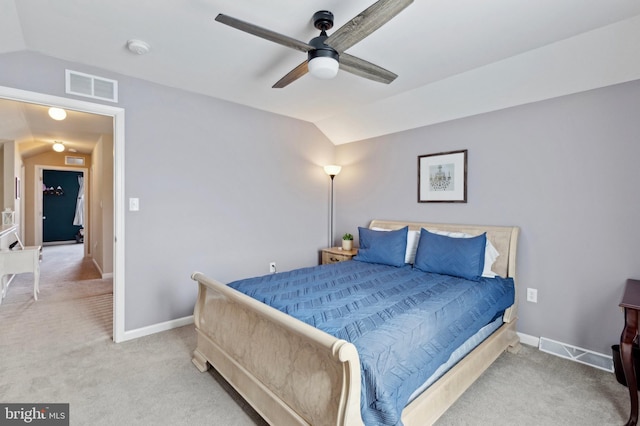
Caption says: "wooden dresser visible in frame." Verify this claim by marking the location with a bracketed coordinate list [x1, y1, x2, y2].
[620, 279, 640, 426]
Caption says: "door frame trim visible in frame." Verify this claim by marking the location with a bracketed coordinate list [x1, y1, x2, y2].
[0, 85, 126, 343]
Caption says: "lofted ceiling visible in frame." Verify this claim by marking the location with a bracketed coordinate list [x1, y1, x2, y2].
[1, 0, 639, 146]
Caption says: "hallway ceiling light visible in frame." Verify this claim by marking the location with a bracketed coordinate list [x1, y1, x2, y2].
[48, 107, 67, 120]
[52, 142, 65, 152]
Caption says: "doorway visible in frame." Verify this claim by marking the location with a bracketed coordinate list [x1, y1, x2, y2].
[35, 166, 89, 257]
[41, 169, 85, 245]
[0, 85, 125, 342]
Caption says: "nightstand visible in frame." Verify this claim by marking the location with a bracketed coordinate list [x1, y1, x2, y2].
[321, 247, 358, 265]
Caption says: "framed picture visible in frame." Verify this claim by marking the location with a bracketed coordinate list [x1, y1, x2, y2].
[418, 149, 467, 203]
[2, 209, 14, 225]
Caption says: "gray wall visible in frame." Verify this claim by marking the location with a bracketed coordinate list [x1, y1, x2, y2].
[0, 51, 335, 330]
[3, 50, 638, 355]
[335, 79, 640, 355]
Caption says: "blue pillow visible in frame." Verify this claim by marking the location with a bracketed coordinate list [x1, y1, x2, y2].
[414, 229, 486, 281]
[353, 226, 408, 267]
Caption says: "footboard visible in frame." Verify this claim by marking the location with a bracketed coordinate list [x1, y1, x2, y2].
[190, 272, 364, 426]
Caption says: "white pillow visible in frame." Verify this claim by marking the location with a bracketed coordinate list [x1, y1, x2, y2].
[425, 229, 499, 278]
[405, 230, 420, 264]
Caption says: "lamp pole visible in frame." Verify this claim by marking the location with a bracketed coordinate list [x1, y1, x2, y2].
[329, 173, 336, 247]
[323, 165, 342, 248]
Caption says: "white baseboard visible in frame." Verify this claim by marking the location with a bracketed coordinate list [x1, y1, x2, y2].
[517, 332, 540, 347]
[43, 240, 77, 246]
[92, 258, 103, 276]
[119, 315, 194, 342]
[91, 258, 113, 279]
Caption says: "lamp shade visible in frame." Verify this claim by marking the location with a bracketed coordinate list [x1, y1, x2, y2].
[324, 165, 342, 177]
[52, 142, 65, 152]
[308, 56, 339, 80]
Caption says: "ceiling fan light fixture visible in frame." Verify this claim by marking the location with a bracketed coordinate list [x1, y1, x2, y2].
[308, 49, 339, 80]
[52, 142, 65, 152]
[216, 1, 412, 88]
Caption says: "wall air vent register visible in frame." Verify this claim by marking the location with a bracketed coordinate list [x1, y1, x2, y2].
[65, 156, 85, 166]
[65, 69, 118, 102]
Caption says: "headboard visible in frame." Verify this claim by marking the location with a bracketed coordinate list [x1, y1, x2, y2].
[368, 220, 520, 322]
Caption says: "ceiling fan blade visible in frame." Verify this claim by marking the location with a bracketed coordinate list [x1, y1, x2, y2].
[325, 0, 413, 53]
[339, 53, 397, 84]
[215, 14, 313, 53]
[272, 61, 309, 88]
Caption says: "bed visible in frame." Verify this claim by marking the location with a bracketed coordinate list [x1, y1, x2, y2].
[190, 220, 520, 425]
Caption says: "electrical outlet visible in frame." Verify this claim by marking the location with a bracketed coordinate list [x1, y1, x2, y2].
[269, 262, 277, 273]
[527, 288, 538, 303]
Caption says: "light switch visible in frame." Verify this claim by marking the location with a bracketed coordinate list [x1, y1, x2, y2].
[129, 198, 139, 211]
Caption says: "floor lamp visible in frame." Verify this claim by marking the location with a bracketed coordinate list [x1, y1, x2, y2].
[324, 165, 342, 247]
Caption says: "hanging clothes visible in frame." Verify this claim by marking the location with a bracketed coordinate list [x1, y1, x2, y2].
[73, 175, 84, 226]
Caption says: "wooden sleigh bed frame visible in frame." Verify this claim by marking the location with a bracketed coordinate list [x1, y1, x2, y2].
[190, 220, 521, 425]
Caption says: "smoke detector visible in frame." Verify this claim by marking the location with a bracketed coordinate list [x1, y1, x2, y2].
[127, 39, 151, 55]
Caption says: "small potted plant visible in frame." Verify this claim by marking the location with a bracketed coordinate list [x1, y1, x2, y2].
[342, 233, 354, 251]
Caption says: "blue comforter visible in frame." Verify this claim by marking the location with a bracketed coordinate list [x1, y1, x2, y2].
[228, 260, 514, 426]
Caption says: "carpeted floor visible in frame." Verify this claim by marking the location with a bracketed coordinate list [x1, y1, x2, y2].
[0, 244, 633, 425]
[0, 244, 267, 425]
[0, 244, 110, 346]
[435, 344, 629, 425]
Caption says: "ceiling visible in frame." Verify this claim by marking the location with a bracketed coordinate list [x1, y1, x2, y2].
[0, 99, 113, 157]
[1, 0, 639, 146]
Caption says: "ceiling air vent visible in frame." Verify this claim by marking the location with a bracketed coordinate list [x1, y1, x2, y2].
[65, 69, 118, 102]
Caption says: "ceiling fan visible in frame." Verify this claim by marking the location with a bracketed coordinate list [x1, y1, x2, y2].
[215, 0, 413, 88]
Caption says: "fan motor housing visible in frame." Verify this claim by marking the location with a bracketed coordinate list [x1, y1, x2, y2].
[309, 11, 338, 62]
[312, 10, 334, 31]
